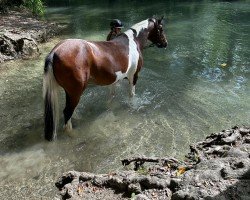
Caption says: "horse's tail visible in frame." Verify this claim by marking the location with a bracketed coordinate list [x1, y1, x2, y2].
[43, 52, 59, 141]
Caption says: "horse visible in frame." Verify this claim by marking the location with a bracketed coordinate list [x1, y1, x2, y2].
[43, 16, 168, 141]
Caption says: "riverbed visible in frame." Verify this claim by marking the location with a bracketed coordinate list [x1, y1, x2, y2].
[0, 1, 249, 199]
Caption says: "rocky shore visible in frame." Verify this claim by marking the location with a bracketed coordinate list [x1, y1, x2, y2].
[0, 9, 59, 63]
[55, 126, 250, 200]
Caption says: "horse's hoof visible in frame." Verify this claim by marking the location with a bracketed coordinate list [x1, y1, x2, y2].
[66, 130, 77, 138]
[129, 93, 135, 98]
[63, 121, 72, 132]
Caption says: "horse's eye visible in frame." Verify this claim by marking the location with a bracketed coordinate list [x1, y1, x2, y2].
[158, 26, 163, 31]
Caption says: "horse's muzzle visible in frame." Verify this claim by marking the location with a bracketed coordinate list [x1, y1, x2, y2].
[157, 42, 168, 48]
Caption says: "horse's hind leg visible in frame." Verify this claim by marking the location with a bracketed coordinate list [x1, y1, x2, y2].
[63, 90, 83, 132]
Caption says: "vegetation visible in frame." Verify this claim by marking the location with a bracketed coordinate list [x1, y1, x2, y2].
[0, 0, 45, 17]
[24, 0, 44, 16]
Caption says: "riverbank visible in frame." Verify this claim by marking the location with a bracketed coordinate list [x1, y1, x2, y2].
[0, 9, 60, 63]
[55, 126, 250, 200]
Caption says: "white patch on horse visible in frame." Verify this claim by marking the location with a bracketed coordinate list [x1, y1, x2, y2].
[130, 19, 149, 36]
[89, 36, 139, 97]
[119, 29, 140, 96]
[125, 29, 139, 78]
[114, 71, 126, 82]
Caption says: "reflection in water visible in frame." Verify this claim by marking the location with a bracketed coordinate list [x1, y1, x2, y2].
[0, 1, 249, 199]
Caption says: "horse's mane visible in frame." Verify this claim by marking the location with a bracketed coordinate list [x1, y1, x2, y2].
[128, 19, 149, 36]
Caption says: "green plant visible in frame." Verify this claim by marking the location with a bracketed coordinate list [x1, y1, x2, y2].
[131, 192, 136, 200]
[24, 0, 44, 17]
[137, 166, 149, 175]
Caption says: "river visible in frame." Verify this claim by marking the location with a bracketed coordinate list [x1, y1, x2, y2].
[0, 0, 249, 199]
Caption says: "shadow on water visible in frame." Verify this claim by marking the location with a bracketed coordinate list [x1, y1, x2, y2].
[0, 115, 45, 155]
[0, 64, 44, 155]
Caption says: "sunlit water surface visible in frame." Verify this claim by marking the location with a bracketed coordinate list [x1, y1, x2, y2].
[0, 1, 249, 199]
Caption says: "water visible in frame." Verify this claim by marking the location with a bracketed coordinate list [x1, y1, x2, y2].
[0, 1, 249, 199]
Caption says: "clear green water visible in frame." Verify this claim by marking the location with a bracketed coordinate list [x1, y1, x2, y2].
[0, 1, 249, 199]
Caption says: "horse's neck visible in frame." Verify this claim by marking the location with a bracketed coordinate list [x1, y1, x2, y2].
[125, 19, 151, 50]
[135, 31, 149, 51]
[124, 29, 148, 52]
[124, 19, 155, 51]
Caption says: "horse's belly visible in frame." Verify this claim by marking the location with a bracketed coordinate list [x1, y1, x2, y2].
[89, 71, 117, 86]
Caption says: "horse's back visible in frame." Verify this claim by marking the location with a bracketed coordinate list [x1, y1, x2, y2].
[52, 39, 88, 62]
[50, 38, 130, 86]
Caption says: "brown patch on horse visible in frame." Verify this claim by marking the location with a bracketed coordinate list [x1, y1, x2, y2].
[87, 36, 129, 85]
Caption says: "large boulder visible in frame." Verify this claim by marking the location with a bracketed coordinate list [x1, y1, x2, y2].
[0, 31, 39, 62]
[0, 10, 59, 63]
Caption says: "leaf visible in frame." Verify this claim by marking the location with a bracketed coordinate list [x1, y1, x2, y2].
[77, 185, 84, 195]
[221, 63, 227, 67]
[176, 166, 186, 176]
[131, 192, 136, 200]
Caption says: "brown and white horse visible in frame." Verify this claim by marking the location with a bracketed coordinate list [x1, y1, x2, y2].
[43, 17, 168, 141]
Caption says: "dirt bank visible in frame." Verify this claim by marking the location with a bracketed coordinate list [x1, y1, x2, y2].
[0, 9, 59, 63]
[55, 126, 250, 199]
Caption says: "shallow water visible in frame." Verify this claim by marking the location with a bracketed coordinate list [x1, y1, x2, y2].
[0, 1, 249, 199]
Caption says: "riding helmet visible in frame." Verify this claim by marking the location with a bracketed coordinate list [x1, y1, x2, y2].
[110, 19, 123, 28]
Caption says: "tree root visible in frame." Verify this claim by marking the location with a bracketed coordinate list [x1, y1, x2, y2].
[121, 156, 180, 171]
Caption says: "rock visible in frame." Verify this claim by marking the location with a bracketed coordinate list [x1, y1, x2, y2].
[172, 190, 189, 200]
[135, 194, 150, 200]
[54, 126, 250, 200]
[0, 32, 39, 61]
[128, 183, 141, 194]
[0, 10, 60, 63]
[239, 127, 250, 135]
[169, 178, 182, 191]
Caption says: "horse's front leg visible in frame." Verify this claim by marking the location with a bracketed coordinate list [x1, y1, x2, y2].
[129, 72, 138, 97]
[129, 55, 142, 97]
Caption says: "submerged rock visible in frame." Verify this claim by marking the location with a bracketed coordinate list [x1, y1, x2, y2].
[55, 126, 250, 199]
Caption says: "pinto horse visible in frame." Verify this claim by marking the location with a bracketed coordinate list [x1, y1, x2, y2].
[43, 17, 168, 141]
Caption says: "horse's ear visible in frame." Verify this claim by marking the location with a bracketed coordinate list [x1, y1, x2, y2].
[158, 16, 164, 24]
[152, 15, 157, 19]
[149, 15, 156, 23]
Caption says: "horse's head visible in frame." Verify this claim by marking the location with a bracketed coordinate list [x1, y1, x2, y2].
[148, 17, 168, 48]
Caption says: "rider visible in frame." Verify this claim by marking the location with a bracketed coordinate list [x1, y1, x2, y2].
[106, 19, 124, 41]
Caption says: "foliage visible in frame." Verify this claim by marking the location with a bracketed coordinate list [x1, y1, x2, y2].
[24, 0, 45, 17]
[0, 0, 45, 17]
[131, 192, 136, 200]
[136, 166, 149, 175]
